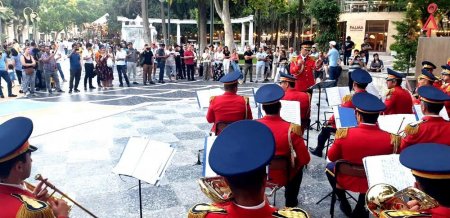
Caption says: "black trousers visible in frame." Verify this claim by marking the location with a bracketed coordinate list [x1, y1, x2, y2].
[316, 127, 336, 152]
[186, 64, 195, 80]
[176, 62, 183, 79]
[117, 65, 130, 86]
[35, 70, 45, 88]
[84, 63, 94, 88]
[285, 166, 304, 207]
[348, 72, 353, 91]
[15, 70, 22, 84]
[69, 68, 81, 90]
[181, 63, 186, 78]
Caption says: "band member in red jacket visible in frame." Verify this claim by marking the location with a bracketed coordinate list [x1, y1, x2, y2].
[206, 71, 252, 134]
[384, 68, 414, 115]
[255, 84, 311, 207]
[290, 41, 315, 94]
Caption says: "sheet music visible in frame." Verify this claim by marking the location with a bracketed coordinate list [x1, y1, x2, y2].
[203, 136, 217, 177]
[366, 83, 381, 99]
[326, 87, 350, 106]
[196, 88, 224, 108]
[258, 100, 301, 125]
[333, 106, 357, 128]
[378, 114, 417, 134]
[113, 138, 175, 185]
[363, 154, 415, 190]
[414, 105, 449, 121]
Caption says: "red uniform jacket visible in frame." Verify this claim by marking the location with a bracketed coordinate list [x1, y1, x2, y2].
[206, 202, 277, 218]
[327, 124, 396, 193]
[290, 56, 315, 92]
[441, 84, 450, 118]
[206, 91, 253, 133]
[427, 206, 450, 218]
[400, 116, 450, 151]
[258, 115, 311, 186]
[0, 184, 66, 218]
[384, 86, 414, 115]
[282, 88, 311, 121]
[327, 90, 366, 128]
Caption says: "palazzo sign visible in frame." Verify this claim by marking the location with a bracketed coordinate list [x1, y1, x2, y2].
[349, 25, 364, 31]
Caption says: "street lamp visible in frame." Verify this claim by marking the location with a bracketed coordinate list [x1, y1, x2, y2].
[30, 11, 40, 42]
[23, 7, 33, 41]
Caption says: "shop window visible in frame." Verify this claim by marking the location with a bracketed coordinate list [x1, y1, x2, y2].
[365, 20, 388, 52]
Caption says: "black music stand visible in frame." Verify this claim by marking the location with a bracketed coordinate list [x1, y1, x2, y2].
[308, 80, 336, 131]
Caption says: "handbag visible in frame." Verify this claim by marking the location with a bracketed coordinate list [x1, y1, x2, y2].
[24, 68, 34, 75]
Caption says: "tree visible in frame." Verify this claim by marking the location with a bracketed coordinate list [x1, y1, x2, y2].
[0, 4, 14, 43]
[197, 0, 208, 50]
[213, 0, 234, 49]
[141, 0, 151, 43]
[307, 0, 340, 51]
[389, 3, 421, 73]
[160, 0, 167, 44]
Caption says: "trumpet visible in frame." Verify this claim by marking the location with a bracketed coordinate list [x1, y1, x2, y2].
[366, 183, 439, 217]
[25, 174, 98, 218]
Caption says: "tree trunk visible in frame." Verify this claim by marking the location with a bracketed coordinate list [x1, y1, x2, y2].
[198, 0, 208, 51]
[141, 0, 151, 43]
[275, 20, 280, 47]
[213, 0, 235, 49]
[160, 1, 167, 44]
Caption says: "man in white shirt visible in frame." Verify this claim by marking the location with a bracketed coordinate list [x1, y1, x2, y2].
[255, 47, 267, 83]
[82, 43, 95, 90]
[115, 45, 130, 87]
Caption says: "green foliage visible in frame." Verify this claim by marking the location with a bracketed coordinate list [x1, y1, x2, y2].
[307, 0, 340, 51]
[391, 0, 450, 23]
[389, 4, 420, 73]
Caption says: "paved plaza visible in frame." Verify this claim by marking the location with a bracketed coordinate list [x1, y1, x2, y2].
[0, 55, 397, 217]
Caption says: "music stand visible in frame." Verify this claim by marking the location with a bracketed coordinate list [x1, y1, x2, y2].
[308, 80, 336, 131]
[112, 137, 176, 218]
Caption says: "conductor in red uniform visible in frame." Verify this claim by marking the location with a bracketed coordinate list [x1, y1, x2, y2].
[188, 120, 310, 218]
[401, 86, 450, 151]
[326, 92, 398, 218]
[255, 84, 311, 207]
[279, 73, 311, 133]
[290, 41, 315, 93]
[206, 70, 253, 134]
[0, 117, 70, 218]
[383, 68, 414, 115]
[400, 143, 450, 218]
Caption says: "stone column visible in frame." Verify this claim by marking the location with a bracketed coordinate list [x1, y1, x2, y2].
[241, 23, 246, 50]
[177, 24, 181, 45]
[248, 21, 254, 46]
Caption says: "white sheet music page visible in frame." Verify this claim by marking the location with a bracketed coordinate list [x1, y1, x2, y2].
[132, 140, 175, 185]
[279, 100, 301, 125]
[196, 88, 224, 109]
[204, 136, 218, 177]
[378, 114, 417, 134]
[332, 106, 342, 128]
[363, 154, 415, 190]
[338, 87, 350, 99]
[112, 137, 148, 176]
[366, 83, 381, 98]
[326, 87, 342, 106]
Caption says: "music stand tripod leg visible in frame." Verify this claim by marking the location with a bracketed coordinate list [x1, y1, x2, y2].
[139, 180, 143, 218]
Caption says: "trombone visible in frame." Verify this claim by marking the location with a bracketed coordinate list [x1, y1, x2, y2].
[26, 174, 98, 218]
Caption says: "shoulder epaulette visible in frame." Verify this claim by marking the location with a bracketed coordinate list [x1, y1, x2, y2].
[342, 94, 352, 104]
[387, 88, 395, 96]
[289, 123, 302, 136]
[380, 210, 431, 218]
[404, 120, 425, 135]
[446, 85, 450, 93]
[209, 96, 216, 103]
[12, 194, 54, 218]
[273, 207, 310, 218]
[335, 128, 349, 139]
[188, 203, 227, 218]
[390, 134, 402, 154]
[243, 96, 249, 105]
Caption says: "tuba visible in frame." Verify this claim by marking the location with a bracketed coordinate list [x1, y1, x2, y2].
[198, 176, 233, 203]
[25, 174, 98, 218]
[366, 183, 438, 217]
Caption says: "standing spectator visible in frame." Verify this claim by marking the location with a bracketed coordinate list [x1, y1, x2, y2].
[82, 43, 95, 90]
[165, 45, 176, 82]
[68, 43, 82, 93]
[242, 46, 254, 83]
[288, 47, 297, 60]
[201, 47, 212, 80]
[180, 45, 187, 79]
[20, 47, 36, 97]
[310, 45, 319, 59]
[126, 42, 139, 84]
[11, 49, 22, 87]
[115, 45, 130, 87]
[174, 45, 183, 79]
[34, 45, 45, 91]
[222, 46, 231, 74]
[55, 45, 67, 82]
[314, 52, 325, 81]
[184, 45, 196, 81]
[272, 47, 280, 80]
[343, 36, 355, 65]
[348, 49, 364, 90]
[360, 37, 371, 64]
[96, 46, 114, 89]
[141, 44, 155, 85]
[264, 48, 273, 82]
[41, 45, 63, 94]
[213, 46, 224, 81]
[326, 41, 341, 86]
[151, 43, 158, 81]
[155, 43, 167, 83]
[255, 47, 267, 83]
[230, 48, 239, 71]
[369, 53, 384, 72]
[0, 50, 17, 98]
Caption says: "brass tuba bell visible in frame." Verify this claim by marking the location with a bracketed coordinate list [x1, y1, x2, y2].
[366, 183, 439, 217]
